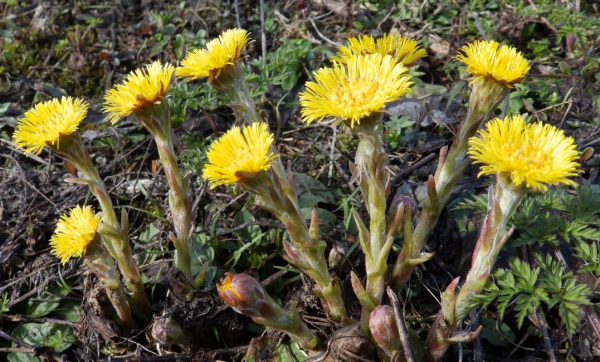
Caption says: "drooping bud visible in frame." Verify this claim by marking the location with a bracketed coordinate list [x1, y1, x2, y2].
[217, 272, 320, 350]
[369, 305, 401, 355]
[217, 272, 267, 317]
[150, 318, 191, 349]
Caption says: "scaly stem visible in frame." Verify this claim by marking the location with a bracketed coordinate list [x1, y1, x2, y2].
[134, 102, 194, 282]
[215, 64, 346, 320]
[85, 237, 137, 333]
[391, 79, 509, 291]
[425, 176, 525, 361]
[352, 116, 393, 332]
[252, 172, 347, 321]
[54, 133, 152, 319]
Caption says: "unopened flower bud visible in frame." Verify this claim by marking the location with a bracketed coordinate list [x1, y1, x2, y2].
[369, 305, 401, 353]
[217, 272, 320, 350]
[150, 318, 190, 349]
[217, 272, 267, 317]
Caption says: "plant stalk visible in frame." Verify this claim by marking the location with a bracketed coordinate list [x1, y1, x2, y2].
[425, 176, 525, 361]
[391, 79, 509, 291]
[53, 133, 152, 319]
[134, 102, 194, 282]
[84, 237, 137, 333]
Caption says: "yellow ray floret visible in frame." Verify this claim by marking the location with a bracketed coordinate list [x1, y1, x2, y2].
[468, 115, 580, 191]
[13, 97, 88, 155]
[300, 53, 413, 127]
[176, 28, 251, 81]
[333, 33, 427, 66]
[50, 206, 101, 265]
[203, 123, 278, 188]
[456, 40, 530, 86]
[103, 60, 175, 124]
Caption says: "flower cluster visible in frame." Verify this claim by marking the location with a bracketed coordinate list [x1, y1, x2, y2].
[10, 26, 585, 360]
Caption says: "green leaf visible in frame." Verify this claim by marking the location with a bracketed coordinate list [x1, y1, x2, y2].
[25, 286, 68, 318]
[294, 173, 335, 208]
[139, 222, 161, 243]
[234, 211, 261, 240]
[7, 352, 40, 362]
[11, 322, 76, 352]
[272, 340, 309, 362]
[52, 300, 80, 322]
[480, 318, 516, 347]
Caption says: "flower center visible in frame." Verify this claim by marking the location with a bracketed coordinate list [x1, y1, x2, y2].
[333, 79, 380, 110]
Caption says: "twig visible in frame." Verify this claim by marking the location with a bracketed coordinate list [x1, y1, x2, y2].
[386, 287, 415, 362]
[233, 0, 241, 29]
[470, 308, 484, 362]
[327, 126, 337, 186]
[0, 314, 80, 328]
[584, 306, 600, 341]
[470, 12, 489, 41]
[259, 0, 267, 64]
[1, 138, 50, 166]
[0, 329, 34, 347]
[500, 93, 510, 119]
[0, 347, 36, 353]
[308, 17, 341, 47]
[391, 152, 437, 186]
[535, 307, 557, 362]
[201, 108, 218, 136]
[261, 266, 290, 287]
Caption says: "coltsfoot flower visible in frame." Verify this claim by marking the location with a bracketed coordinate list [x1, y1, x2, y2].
[50, 206, 101, 265]
[176, 28, 251, 82]
[300, 53, 413, 127]
[468, 115, 580, 191]
[203, 123, 277, 188]
[103, 60, 175, 124]
[457, 40, 530, 86]
[333, 33, 427, 66]
[13, 97, 88, 155]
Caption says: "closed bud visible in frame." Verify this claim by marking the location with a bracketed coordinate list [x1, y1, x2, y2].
[217, 272, 320, 350]
[150, 318, 190, 349]
[217, 272, 267, 317]
[369, 305, 401, 353]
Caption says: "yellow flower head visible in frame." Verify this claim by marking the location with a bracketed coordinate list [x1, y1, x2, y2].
[103, 60, 175, 124]
[203, 123, 277, 188]
[468, 115, 580, 191]
[13, 97, 88, 155]
[333, 33, 427, 66]
[176, 28, 251, 82]
[300, 53, 413, 127]
[456, 40, 530, 86]
[50, 206, 101, 265]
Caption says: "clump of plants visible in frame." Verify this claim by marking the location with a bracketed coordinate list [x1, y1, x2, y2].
[11, 27, 591, 361]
